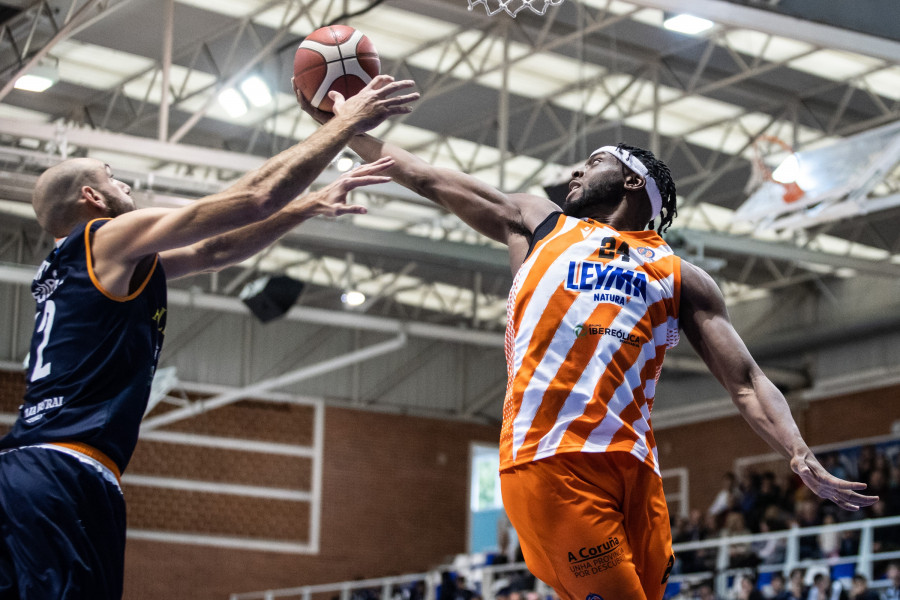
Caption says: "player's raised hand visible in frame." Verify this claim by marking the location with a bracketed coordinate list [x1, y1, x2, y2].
[293, 75, 334, 125]
[330, 75, 419, 133]
[298, 156, 394, 218]
[790, 452, 879, 511]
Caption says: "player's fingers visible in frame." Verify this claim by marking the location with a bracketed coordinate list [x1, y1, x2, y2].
[329, 90, 346, 110]
[346, 157, 394, 175]
[842, 490, 879, 506]
[380, 92, 421, 107]
[374, 79, 417, 97]
[365, 74, 395, 90]
[342, 175, 391, 190]
[334, 204, 367, 216]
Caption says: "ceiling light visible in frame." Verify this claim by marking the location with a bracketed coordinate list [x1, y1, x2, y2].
[663, 14, 714, 35]
[218, 88, 248, 118]
[240, 75, 272, 107]
[14, 64, 59, 93]
[772, 154, 801, 184]
[341, 290, 366, 307]
[335, 154, 356, 172]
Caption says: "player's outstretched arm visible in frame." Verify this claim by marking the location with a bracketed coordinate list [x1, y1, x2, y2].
[679, 260, 879, 511]
[296, 83, 558, 254]
[160, 158, 393, 280]
[90, 76, 417, 292]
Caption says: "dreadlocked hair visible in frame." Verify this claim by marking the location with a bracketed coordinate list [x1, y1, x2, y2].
[614, 142, 678, 234]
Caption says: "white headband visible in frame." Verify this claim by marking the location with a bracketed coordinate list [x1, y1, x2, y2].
[590, 146, 663, 221]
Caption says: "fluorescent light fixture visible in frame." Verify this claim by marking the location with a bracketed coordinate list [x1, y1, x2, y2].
[335, 155, 355, 172]
[14, 64, 59, 92]
[772, 154, 801, 184]
[217, 88, 248, 118]
[341, 290, 366, 306]
[240, 75, 272, 107]
[664, 14, 714, 35]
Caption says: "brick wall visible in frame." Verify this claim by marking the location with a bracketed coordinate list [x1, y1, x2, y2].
[125, 405, 499, 599]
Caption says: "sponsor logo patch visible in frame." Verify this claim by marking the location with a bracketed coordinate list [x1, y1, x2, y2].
[567, 537, 625, 578]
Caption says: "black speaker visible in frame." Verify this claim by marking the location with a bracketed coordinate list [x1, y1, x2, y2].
[239, 274, 304, 323]
[542, 181, 569, 207]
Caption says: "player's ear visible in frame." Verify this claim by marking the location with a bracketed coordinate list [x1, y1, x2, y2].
[624, 172, 646, 192]
[80, 186, 105, 210]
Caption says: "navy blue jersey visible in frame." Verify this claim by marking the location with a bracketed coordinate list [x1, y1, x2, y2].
[0, 219, 167, 472]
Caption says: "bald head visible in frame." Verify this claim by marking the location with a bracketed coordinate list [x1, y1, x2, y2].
[32, 158, 132, 237]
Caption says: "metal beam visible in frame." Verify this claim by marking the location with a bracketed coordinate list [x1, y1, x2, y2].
[627, 0, 900, 63]
[0, 263, 507, 346]
[676, 228, 900, 278]
[0, 0, 105, 101]
[0, 117, 427, 204]
[141, 332, 408, 431]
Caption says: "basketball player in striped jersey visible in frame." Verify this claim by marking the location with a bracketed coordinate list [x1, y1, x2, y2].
[299, 90, 879, 600]
[0, 76, 417, 600]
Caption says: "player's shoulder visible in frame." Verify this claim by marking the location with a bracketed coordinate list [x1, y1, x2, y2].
[679, 258, 726, 311]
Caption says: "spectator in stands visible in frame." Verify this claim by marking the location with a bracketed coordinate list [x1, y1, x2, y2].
[454, 576, 476, 600]
[838, 527, 861, 558]
[779, 472, 801, 516]
[807, 571, 847, 600]
[882, 562, 900, 600]
[789, 568, 808, 600]
[674, 508, 715, 573]
[819, 514, 841, 559]
[738, 470, 762, 531]
[866, 470, 890, 519]
[857, 446, 877, 486]
[753, 516, 787, 565]
[754, 472, 784, 528]
[887, 464, 900, 516]
[823, 454, 850, 482]
[695, 580, 720, 600]
[795, 498, 823, 560]
[871, 501, 900, 553]
[738, 574, 765, 600]
[709, 472, 738, 528]
[722, 511, 759, 568]
[768, 572, 792, 600]
[848, 574, 879, 600]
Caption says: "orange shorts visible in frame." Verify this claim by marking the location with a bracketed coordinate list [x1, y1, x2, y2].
[500, 452, 673, 600]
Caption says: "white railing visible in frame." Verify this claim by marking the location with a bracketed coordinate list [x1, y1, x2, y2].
[666, 514, 900, 597]
[230, 515, 900, 600]
[229, 571, 439, 600]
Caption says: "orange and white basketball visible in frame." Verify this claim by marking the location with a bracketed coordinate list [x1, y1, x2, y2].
[293, 25, 380, 113]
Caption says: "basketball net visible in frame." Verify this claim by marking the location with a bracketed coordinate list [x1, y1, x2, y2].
[746, 134, 805, 204]
[467, 0, 565, 18]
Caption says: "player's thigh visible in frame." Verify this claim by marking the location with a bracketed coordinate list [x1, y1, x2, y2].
[501, 455, 647, 600]
[616, 453, 673, 600]
[0, 448, 125, 600]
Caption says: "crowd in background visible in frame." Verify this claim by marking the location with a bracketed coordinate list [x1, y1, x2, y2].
[670, 562, 900, 600]
[669, 442, 900, 599]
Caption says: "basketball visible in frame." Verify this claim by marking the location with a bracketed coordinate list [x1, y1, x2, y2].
[293, 25, 380, 113]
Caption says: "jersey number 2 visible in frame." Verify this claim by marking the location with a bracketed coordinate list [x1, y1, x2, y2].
[31, 300, 56, 382]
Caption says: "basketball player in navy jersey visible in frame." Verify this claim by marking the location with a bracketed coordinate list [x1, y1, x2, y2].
[0, 75, 417, 599]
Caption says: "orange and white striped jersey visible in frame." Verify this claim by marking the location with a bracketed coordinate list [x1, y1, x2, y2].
[500, 213, 681, 476]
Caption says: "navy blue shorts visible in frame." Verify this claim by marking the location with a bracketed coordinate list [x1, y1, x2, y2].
[0, 445, 125, 599]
